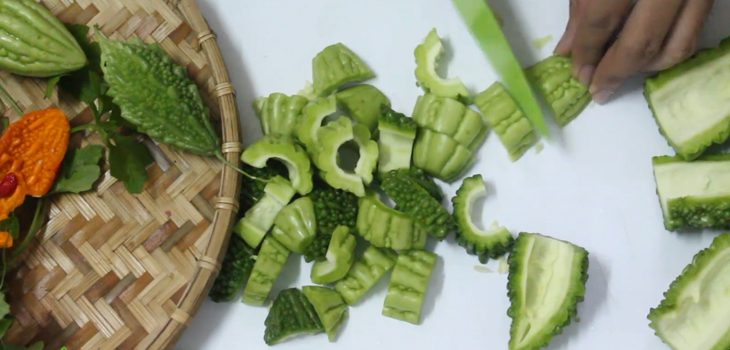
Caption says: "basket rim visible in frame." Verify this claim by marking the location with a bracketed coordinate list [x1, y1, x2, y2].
[147, 0, 242, 348]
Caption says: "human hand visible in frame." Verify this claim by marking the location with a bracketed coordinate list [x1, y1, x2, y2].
[555, 0, 715, 104]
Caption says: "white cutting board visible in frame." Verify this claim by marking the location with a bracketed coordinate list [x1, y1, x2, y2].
[179, 1, 730, 349]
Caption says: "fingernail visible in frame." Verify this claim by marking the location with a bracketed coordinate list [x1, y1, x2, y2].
[592, 89, 614, 105]
[578, 65, 595, 86]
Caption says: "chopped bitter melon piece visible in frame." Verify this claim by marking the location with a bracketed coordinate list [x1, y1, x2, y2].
[234, 176, 296, 248]
[336, 84, 391, 130]
[526, 55, 590, 127]
[311, 226, 357, 284]
[241, 136, 313, 195]
[304, 184, 360, 262]
[271, 197, 317, 253]
[381, 169, 457, 239]
[334, 245, 398, 305]
[377, 107, 418, 173]
[302, 286, 349, 342]
[412, 94, 488, 152]
[414, 29, 470, 100]
[413, 129, 475, 182]
[644, 38, 730, 160]
[313, 43, 375, 96]
[383, 251, 437, 324]
[298, 96, 337, 151]
[313, 117, 379, 197]
[453, 175, 514, 263]
[243, 236, 291, 306]
[264, 288, 324, 345]
[396, 168, 443, 202]
[648, 233, 730, 350]
[475, 83, 538, 161]
[508, 233, 589, 350]
[254, 93, 309, 138]
[652, 155, 730, 231]
[210, 236, 256, 303]
[357, 194, 427, 251]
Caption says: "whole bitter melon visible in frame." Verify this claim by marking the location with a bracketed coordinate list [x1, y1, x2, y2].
[0, 0, 87, 77]
[97, 34, 220, 156]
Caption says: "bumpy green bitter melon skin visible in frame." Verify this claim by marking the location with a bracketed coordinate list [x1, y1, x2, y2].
[312, 43, 374, 96]
[453, 175, 514, 263]
[302, 286, 348, 341]
[507, 233, 589, 350]
[98, 35, 220, 155]
[526, 55, 590, 127]
[475, 83, 537, 161]
[648, 233, 730, 350]
[645, 38, 730, 160]
[209, 236, 256, 303]
[382, 251, 438, 324]
[0, 0, 87, 77]
[652, 154, 730, 231]
[264, 288, 324, 345]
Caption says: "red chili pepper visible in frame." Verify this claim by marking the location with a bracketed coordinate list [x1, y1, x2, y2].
[0, 173, 18, 198]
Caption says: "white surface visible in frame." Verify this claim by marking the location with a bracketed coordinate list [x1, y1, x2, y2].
[178, 1, 730, 349]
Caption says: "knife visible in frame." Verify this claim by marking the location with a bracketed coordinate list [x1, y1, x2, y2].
[452, 0, 549, 136]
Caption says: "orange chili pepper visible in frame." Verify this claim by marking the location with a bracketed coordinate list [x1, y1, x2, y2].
[0, 231, 13, 248]
[0, 108, 70, 197]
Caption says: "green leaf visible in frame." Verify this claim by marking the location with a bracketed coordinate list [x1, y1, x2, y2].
[59, 24, 104, 108]
[0, 216, 20, 239]
[108, 136, 153, 194]
[0, 316, 12, 339]
[52, 145, 105, 194]
[65, 24, 101, 70]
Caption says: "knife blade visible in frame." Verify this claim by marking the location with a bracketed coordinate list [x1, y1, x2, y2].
[452, 0, 549, 136]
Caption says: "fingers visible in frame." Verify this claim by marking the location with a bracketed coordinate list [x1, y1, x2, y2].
[571, 0, 633, 85]
[589, 0, 685, 103]
[647, 0, 715, 71]
[555, 0, 582, 55]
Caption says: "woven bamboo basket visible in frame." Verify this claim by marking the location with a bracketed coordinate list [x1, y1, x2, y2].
[0, 1, 241, 349]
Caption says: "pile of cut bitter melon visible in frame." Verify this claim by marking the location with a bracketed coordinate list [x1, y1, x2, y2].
[211, 28, 595, 349]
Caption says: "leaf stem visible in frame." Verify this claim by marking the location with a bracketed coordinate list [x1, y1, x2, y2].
[214, 151, 269, 182]
[7, 199, 49, 270]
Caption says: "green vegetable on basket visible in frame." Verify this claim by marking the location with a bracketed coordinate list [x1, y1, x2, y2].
[508, 233, 589, 350]
[311, 225, 357, 285]
[526, 55, 590, 127]
[383, 250, 438, 324]
[0, 0, 87, 77]
[302, 286, 349, 342]
[648, 233, 730, 350]
[644, 37, 730, 160]
[652, 155, 730, 231]
[453, 175, 514, 263]
[414, 29, 470, 100]
[264, 288, 324, 345]
[97, 33, 222, 157]
[475, 83, 538, 161]
[243, 236, 291, 306]
[334, 245, 398, 305]
[336, 85, 391, 130]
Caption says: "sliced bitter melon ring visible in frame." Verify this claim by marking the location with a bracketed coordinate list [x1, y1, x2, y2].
[414, 28, 470, 100]
[241, 136, 313, 195]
